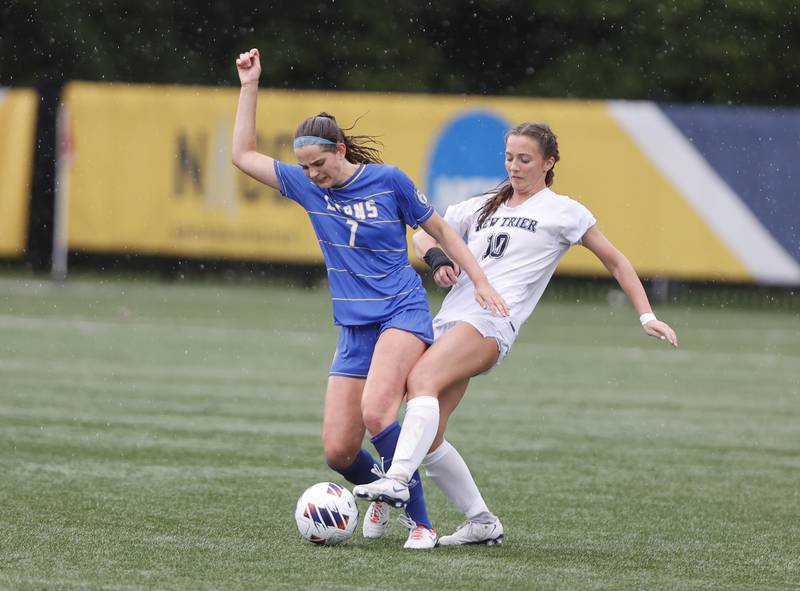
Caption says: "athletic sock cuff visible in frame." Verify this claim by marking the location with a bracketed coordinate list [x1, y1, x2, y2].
[407, 395, 439, 411]
[370, 421, 400, 446]
[329, 448, 376, 482]
[422, 440, 453, 467]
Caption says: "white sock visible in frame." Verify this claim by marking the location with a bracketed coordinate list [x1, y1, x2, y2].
[385, 396, 439, 485]
[422, 440, 496, 524]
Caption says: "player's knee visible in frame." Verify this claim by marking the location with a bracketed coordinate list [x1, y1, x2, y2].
[407, 362, 438, 396]
[323, 441, 359, 470]
[321, 428, 361, 469]
[361, 404, 394, 437]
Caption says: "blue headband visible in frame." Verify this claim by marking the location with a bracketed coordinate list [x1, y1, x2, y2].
[293, 135, 338, 149]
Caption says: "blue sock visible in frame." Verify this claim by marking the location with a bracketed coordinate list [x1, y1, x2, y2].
[329, 448, 379, 485]
[371, 421, 432, 529]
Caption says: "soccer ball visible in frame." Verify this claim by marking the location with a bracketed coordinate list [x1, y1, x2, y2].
[294, 482, 359, 546]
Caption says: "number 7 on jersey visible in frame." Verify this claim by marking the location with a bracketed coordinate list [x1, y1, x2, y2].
[346, 219, 359, 247]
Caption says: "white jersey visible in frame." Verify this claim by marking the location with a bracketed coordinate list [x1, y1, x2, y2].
[434, 187, 596, 337]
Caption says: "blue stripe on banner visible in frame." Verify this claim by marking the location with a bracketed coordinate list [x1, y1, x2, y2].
[662, 104, 800, 264]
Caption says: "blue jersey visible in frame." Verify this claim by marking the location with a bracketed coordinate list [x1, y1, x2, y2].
[274, 161, 434, 326]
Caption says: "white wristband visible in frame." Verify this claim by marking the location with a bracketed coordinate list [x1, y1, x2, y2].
[639, 312, 657, 326]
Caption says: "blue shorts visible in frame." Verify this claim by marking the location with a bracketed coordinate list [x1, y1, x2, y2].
[329, 308, 433, 379]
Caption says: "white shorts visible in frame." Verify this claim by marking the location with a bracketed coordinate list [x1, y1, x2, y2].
[432, 314, 517, 370]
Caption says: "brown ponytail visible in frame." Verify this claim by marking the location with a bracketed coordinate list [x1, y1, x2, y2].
[475, 122, 560, 229]
[294, 112, 383, 164]
[475, 184, 514, 230]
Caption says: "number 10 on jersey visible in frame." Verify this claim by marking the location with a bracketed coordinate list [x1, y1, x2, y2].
[482, 233, 509, 259]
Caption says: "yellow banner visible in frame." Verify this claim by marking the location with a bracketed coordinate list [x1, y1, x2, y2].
[0, 88, 37, 257]
[63, 82, 748, 280]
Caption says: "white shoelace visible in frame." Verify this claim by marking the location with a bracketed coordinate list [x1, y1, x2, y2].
[369, 459, 388, 480]
[397, 513, 417, 530]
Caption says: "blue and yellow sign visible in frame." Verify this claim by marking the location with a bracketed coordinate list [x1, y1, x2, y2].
[426, 109, 509, 213]
[61, 82, 800, 284]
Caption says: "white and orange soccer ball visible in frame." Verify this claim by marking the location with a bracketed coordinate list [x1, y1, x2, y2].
[294, 482, 359, 546]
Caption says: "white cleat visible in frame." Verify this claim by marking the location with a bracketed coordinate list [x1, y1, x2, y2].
[398, 513, 437, 550]
[437, 518, 505, 546]
[404, 525, 438, 550]
[352, 477, 410, 508]
[362, 501, 391, 539]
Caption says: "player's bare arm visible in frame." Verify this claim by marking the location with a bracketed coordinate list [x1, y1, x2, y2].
[582, 225, 678, 347]
[420, 213, 508, 315]
[412, 229, 460, 288]
[232, 48, 280, 189]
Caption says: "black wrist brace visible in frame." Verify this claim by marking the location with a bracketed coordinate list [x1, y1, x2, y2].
[423, 247, 454, 274]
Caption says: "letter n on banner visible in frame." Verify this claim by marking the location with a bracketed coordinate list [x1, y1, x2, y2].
[175, 131, 206, 196]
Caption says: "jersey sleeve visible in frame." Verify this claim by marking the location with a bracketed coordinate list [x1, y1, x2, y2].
[273, 160, 313, 207]
[390, 167, 434, 228]
[561, 198, 597, 245]
[443, 197, 479, 239]
[443, 194, 490, 239]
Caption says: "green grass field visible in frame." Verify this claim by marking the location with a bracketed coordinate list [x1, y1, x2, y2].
[1, 273, 798, 590]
